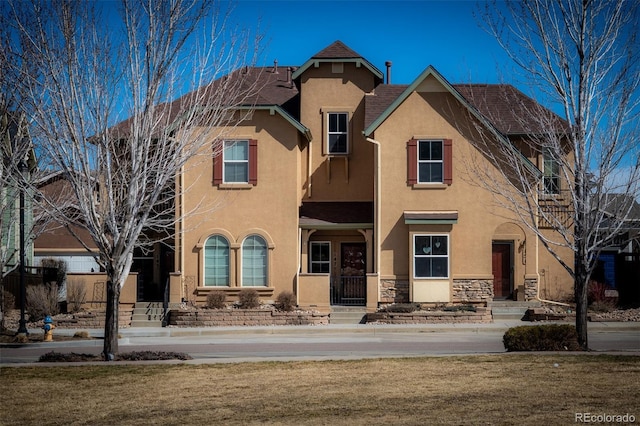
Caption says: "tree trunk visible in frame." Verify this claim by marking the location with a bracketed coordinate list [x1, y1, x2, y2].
[103, 280, 120, 360]
[574, 258, 589, 350]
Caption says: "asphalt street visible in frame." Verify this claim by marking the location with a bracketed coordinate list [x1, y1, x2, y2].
[1, 321, 639, 365]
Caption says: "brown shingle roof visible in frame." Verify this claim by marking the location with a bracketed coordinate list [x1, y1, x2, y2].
[311, 40, 364, 59]
[364, 82, 569, 136]
[110, 66, 300, 137]
[453, 84, 569, 135]
[364, 85, 408, 129]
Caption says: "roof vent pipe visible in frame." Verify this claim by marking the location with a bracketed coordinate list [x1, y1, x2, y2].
[287, 66, 293, 88]
[385, 61, 392, 84]
[273, 59, 278, 73]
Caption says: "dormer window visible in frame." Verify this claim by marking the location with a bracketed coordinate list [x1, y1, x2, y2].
[327, 112, 348, 155]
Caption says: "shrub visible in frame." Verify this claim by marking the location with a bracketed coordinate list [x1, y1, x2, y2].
[2, 290, 16, 313]
[237, 289, 260, 309]
[381, 303, 420, 313]
[66, 279, 87, 313]
[26, 283, 60, 321]
[40, 258, 68, 286]
[503, 324, 581, 352]
[205, 291, 227, 309]
[275, 291, 296, 312]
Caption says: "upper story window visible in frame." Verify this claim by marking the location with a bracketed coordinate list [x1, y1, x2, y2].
[543, 149, 560, 195]
[407, 138, 453, 186]
[213, 139, 258, 186]
[418, 140, 443, 183]
[223, 140, 248, 183]
[327, 112, 348, 155]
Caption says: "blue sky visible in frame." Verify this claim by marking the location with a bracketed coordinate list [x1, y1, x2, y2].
[229, 0, 512, 85]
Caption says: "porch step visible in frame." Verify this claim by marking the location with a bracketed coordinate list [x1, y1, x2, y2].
[488, 301, 541, 321]
[130, 302, 166, 327]
[330, 307, 367, 325]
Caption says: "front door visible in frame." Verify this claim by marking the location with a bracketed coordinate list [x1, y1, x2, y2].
[492, 243, 512, 298]
[331, 243, 366, 305]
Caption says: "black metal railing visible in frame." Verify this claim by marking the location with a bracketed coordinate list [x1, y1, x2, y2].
[330, 275, 366, 306]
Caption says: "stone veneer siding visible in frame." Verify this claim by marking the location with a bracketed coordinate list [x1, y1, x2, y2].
[452, 279, 494, 303]
[169, 309, 329, 326]
[524, 277, 538, 301]
[380, 279, 410, 304]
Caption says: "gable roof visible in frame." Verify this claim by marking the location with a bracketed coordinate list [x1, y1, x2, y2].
[292, 40, 383, 82]
[110, 65, 311, 141]
[363, 67, 568, 138]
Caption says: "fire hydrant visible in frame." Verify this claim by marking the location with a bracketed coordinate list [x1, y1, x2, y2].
[43, 315, 55, 342]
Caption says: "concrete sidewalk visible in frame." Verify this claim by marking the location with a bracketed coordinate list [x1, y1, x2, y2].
[8, 319, 640, 346]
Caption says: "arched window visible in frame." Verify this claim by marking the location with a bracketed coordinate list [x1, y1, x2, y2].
[242, 235, 267, 286]
[204, 235, 229, 286]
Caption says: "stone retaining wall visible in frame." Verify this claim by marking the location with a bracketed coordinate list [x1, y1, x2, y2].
[365, 307, 492, 324]
[54, 309, 133, 328]
[169, 309, 329, 327]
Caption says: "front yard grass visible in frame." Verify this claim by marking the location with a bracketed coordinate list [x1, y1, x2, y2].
[1, 354, 638, 425]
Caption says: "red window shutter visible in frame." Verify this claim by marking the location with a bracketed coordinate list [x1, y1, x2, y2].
[443, 138, 453, 185]
[407, 139, 417, 185]
[249, 139, 258, 185]
[213, 145, 223, 185]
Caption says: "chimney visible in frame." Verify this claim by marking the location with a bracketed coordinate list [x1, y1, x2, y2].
[273, 59, 278, 74]
[385, 61, 392, 84]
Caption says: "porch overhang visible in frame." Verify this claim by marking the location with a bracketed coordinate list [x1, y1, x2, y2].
[299, 202, 374, 230]
[404, 210, 458, 225]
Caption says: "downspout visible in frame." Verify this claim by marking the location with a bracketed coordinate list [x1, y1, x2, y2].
[179, 165, 185, 301]
[365, 137, 381, 276]
[307, 140, 312, 198]
[296, 227, 301, 307]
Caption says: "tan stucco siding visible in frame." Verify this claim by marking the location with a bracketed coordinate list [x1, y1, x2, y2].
[180, 111, 302, 298]
[299, 63, 375, 201]
[372, 91, 544, 302]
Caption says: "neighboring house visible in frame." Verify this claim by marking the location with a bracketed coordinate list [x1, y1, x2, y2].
[1, 108, 36, 277]
[165, 40, 574, 311]
[33, 170, 101, 273]
[594, 193, 640, 303]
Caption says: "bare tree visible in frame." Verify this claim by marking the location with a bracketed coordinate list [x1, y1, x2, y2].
[3, 0, 262, 358]
[463, 0, 640, 349]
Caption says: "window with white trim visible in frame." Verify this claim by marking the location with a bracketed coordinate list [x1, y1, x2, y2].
[327, 112, 348, 154]
[543, 149, 560, 194]
[204, 235, 229, 286]
[242, 235, 267, 286]
[414, 234, 449, 278]
[309, 242, 330, 273]
[223, 140, 249, 183]
[418, 140, 443, 183]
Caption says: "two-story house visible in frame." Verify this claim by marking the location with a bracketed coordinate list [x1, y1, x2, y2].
[170, 40, 573, 312]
